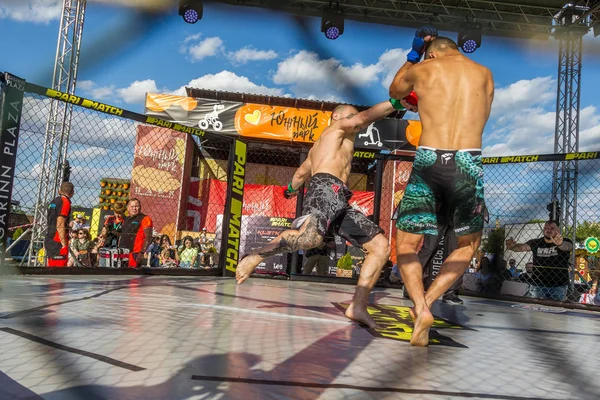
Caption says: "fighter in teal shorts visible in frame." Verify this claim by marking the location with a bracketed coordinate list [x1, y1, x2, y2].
[388, 32, 494, 347]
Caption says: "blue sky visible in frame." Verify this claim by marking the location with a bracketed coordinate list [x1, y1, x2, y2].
[1, 0, 599, 158]
[1, 0, 599, 221]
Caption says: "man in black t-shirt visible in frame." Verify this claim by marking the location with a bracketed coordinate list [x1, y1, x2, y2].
[506, 220, 573, 301]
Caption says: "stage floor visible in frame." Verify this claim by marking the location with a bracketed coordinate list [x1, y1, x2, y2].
[0, 275, 598, 400]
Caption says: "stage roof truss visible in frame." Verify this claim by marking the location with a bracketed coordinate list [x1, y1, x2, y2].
[213, 0, 600, 39]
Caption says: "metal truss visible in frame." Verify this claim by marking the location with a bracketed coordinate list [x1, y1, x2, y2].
[215, 0, 571, 38]
[29, 0, 87, 266]
[552, 5, 587, 262]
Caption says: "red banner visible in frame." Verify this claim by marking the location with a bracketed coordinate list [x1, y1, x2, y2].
[188, 179, 375, 233]
[130, 125, 189, 238]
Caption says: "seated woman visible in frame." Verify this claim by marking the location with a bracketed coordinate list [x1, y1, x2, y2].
[177, 236, 198, 269]
[158, 235, 177, 268]
[73, 229, 92, 267]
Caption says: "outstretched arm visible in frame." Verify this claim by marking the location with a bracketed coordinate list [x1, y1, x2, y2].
[506, 238, 531, 252]
[339, 101, 396, 134]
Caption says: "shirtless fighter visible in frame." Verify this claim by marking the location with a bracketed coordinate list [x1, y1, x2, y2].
[236, 97, 416, 328]
[389, 33, 495, 346]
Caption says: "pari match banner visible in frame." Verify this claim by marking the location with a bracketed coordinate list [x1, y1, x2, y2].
[145, 93, 420, 151]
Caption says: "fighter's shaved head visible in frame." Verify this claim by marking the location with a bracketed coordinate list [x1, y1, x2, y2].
[332, 104, 358, 122]
[427, 37, 459, 54]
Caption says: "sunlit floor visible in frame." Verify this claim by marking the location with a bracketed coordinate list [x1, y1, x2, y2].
[0, 275, 598, 400]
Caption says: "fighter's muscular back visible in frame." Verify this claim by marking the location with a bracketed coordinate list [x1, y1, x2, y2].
[413, 55, 494, 150]
[308, 123, 356, 183]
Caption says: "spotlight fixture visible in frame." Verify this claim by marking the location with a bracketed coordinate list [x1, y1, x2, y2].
[179, 0, 203, 24]
[458, 23, 482, 53]
[321, 7, 344, 40]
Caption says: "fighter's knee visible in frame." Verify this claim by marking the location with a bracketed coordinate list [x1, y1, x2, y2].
[457, 232, 481, 253]
[365, 234, 390, 259]
[396, 240, 419, 255]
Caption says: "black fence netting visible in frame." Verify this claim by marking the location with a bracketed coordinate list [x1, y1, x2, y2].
[6, 84, 230, 271]
[3, 75, 599, 309]
[459, 158, 600, 306]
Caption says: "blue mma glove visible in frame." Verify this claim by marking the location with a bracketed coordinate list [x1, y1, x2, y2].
[407, 25, 438, 63]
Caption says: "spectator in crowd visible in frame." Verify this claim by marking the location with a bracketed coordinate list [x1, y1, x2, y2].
[518, 262, 535, 284]
[177, 236, 198, 269]
[145, 236, 162, 268]
[584, 260, 599, 305]
[44, 182, 74, 267]
[499, 259, 515, 282]
[507, 259, 518, 278]
[70, 213, 86, 231]
[90, 226, 109, 266]
[104, 202, 125, 247]
[198, 228, 213, 268]
[72, 229, 91, 267]
[158, 235, 177, 268]
[476, 256, 497, 292]
[67, 230, 78, 267]
[506, 220, 573, 301]
[119, 198, 153, 268]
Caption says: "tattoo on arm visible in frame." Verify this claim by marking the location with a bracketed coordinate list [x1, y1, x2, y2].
[558, 241, 573, 251]
[509, 243, 531, 252]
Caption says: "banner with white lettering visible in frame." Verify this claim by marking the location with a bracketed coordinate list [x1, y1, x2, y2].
[144, 93, 419, 152]
[0, 73, 25, 266]
[220, 139, 247, 276]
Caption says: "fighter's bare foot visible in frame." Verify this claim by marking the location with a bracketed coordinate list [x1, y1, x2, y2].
[345, 302, 378, 329]
[410, 306, 434, 347]
[235, 255, 261, 285]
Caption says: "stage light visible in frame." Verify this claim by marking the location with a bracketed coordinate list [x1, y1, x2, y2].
[458, 24, 482, 53]
[179, 0, 202, 24]
[321, 8, 344, 40]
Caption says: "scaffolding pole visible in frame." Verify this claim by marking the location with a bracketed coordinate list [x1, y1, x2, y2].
[29, 0, 86, 266]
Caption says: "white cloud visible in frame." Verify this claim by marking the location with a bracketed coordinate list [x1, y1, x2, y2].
[175, 71, 284, 97]
[483, 107, 556, 156]
[117, 79, 160, 104]
[0, 0, 61, 23]
[89, 85, 116, 100]
[377, 48, 409, 89]
[483, 75, 600, 157]
[228, 47, 278, 64]
[77, 80, 96, 91]
[491, 76, 555, 117]
[68, 147, 109, 161]
[183, 32, 202, 44]
[272, 48, 408, 102]
[187, 36, 224, 61]
[77, 80, 115, 100]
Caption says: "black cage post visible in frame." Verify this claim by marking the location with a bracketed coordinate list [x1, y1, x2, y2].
[218, 139, 247, 277]
[372, 157, 385, 225]
[0, 73, 25, 271]
[289, 149, 308, 277]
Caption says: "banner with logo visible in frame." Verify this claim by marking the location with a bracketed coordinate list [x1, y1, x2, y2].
[145, 93, 420, 151]
[130, 125, 191, 239]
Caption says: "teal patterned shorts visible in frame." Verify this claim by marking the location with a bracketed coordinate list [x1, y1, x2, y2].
[395, 147, 485, 236]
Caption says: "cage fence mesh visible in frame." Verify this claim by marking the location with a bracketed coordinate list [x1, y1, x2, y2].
[4, 85, 600, 308]
[9, 92, 228, 270]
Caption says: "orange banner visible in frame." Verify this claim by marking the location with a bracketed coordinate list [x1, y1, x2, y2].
[234, 104, 332, 143]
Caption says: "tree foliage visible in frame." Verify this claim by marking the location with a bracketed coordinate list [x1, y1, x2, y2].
[576, 221, 600, 242]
